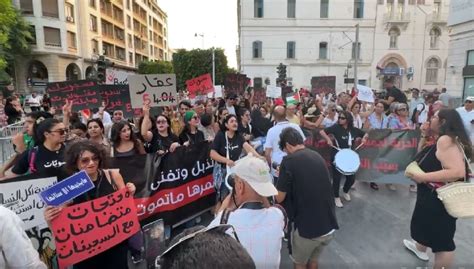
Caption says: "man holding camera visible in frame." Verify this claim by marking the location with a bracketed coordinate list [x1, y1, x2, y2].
[275, 127, 338, 269]
[209, 155, 286, 269]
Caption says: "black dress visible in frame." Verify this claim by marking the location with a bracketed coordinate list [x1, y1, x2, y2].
[73, 170, 129, 269]
[410, 144, 457, 252]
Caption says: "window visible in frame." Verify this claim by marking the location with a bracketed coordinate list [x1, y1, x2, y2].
[352, 42, 361, 59]
[467, 50, 474, 66]
[254, 77, 263, 89]
[127, 15, 131, 28]
[102, 20, 114, 38]
[116, 47, 126, 61]
[42, 0, 59, 18]
[287, 41, 295, 59]
[113, 6, 124, 22]
[426, 58, 439, 84]
[252, 41, 262, 59]
[430, 27, 440, 49]
[377, 0, 384, 4]
[129, 52, 133, 64]
[254, 0, 264, 18]
[320, 0, 329, 18]
[128, 34, 133, 48]
[397, 0, 405, 18]
[319, 42, 328, 59]
[114, 27, 125, 41]
[389, 27, 400, 49]
[89, 15, 97, 32]
[28, 25, 36, 45]
[434, 0, 441, 16]
[43, 27, 61, 47]
[67, 31, 77, 49]
[150, 45, 153, 55]
[127, 0, 130, 10]
[288, 0, 295, 18]
[20, 0, 34, 15]
[89, 0, 96, 8]
[65, 3, 74, 23]
[417, 0, 425, 4]
[354, 0, 364, 18]
[91, 39, 99, 54]
[103, 42, 114, 57]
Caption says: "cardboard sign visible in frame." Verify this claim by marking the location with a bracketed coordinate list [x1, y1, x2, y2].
[356, 84, 375, 103]
[186, 73, 214, 97]
[46, 80, 99, 111]
[311, 76, 336, 96]
[100, 85, 142, 118]
[253, 88, 267, 105]
[0, 176, 57, 230]
[39, 171, 94, 206]
[106, 69, 132, 85]
[128, 74, 177, 108]
[213, 85, 223, 98]
[266, 86, 282, 98]
[52, 188, 140, 268]
[224, 74, 249, 96]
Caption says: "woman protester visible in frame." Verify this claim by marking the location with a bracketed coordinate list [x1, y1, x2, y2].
[319, 110, 368, 208]
[4, 118, 67, 178]
[238, 108, 253, 143]
[210, 114, 262, 209]
[86, 118, 111, 155]
[141, 104, 180, 155]
[388, 103, 414, 130]
[322, 103, 339, 128]
[111, 121, 146, 157]
[179, 110, 206, 146]
[43, 140, 136, 269]
[214, 107, 229, 133]
[404, 109, 470, 269]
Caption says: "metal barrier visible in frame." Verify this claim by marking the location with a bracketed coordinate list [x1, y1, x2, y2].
[0, 121, 25, 165]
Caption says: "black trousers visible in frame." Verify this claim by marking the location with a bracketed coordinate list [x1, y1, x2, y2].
[331, 166, 355, 198]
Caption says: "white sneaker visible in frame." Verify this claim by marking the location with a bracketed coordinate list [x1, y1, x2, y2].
[335, 198, 343, 208]
[403, 239, 429, 261]
[388, 184, 397, 191]
[342, 192, 351, 201]
[409, 185, 417, 193]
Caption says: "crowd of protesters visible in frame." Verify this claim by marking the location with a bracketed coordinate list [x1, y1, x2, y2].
[0, 77, 471, 269]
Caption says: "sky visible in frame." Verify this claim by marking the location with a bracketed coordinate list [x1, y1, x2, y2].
[159, 0, 239, 69]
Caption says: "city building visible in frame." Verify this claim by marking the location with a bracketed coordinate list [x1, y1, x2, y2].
[12, 0, 171, 92]
[445, 0, 474, 98]
[238, 0, 450, 92]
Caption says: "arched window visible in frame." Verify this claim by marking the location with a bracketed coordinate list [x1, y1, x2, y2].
[388, 27, 400, 49]
[426, 57, 439, 84]
[252, 41, 262, 59]
[430, 27, 441, 49]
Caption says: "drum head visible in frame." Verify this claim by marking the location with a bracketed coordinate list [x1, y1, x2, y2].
[334, 149, 360, 175]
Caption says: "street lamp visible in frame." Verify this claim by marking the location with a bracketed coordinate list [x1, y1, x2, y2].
[194, 33, 216, 86]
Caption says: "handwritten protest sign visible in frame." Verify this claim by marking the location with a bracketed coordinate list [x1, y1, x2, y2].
[266, 86, 282, 98]
[356, 84, 375, 103]
[311, 76, 336, 96]
[186, 73, 214, 97]
[52, 188, 140, 268]
[213, 85, 223, 98]
[224, 74, 249, 96]
[0, 177, 57, 230]
[128, 74, 177, 108]
[100, 85, 142, 118]
[40, 171, 94, 206]
[106, 69, 132, 85]
[46, 80, 99, 111]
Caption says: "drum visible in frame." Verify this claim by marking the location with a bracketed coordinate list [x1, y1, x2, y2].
[333, 148, 360, 175]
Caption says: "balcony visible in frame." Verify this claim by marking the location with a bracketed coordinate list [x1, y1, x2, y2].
[427, 12, 448, 25]
[383, 12, 410, 29]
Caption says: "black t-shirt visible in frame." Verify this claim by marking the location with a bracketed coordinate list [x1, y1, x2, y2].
[277, 148, 339, 238]
[387, 87, 407, 104]
[211, 131, 245, 163]
[147, 130, 179, 153]
[179, 130, 205, 145]
[324, 124, 365, 150]
[238, 123, 252, 141]
[5, 105, 21, 124]
[12, 144, 66, 176]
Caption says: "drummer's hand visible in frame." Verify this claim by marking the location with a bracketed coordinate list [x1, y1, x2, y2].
[361, 134, 369, 145]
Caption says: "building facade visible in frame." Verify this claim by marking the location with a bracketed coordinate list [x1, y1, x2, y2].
[12, 0, 171, 93]
[445, 0, 474, 98]
[238, 0, 450, 93]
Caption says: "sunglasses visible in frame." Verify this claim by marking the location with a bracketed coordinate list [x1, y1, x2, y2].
[49, 129, 68, 135]
[156, 120, 167, 124]
[79, 155, 100, 165]
[339, 117, 347, 120]
[155, 224, 240, 267]
[466, 100, 473, 104]
[229, 97, 236, 100]
[397, 108, 407, 112]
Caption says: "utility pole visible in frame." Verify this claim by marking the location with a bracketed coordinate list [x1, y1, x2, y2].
[354, 24, 359, 92]
[212, 49, 216, 85]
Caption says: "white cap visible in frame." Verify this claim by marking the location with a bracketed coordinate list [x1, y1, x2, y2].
[465, 96, 474, 102]
[230, 154, 277, 197]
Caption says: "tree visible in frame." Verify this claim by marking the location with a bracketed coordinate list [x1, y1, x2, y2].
[0, 0, 32, 82]
[172, 48, 232, 91]
[138, 60, 174, 74]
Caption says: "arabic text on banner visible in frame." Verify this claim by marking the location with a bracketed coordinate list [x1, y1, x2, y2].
[52, 188, 140, 268]
[186, 73, 214, 97]
[39, 171, 94, 207]
[128, 74, 177, 108]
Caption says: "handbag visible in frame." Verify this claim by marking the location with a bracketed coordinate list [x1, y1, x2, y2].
[436, 140, 474, 219]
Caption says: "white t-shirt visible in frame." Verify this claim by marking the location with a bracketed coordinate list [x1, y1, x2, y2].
[416, 103, 429, 124]
[352, 113, 363, 129]
[322, 115, 338, 128]
[409, 97, 425, 118]
[226, 105, 236, 116]
[264, 121, 305, 175]
[209, 207, 285, 269]
[0, 206, 47, 269]
[28, 96, 42, 107]
[456, 106, 474, 142]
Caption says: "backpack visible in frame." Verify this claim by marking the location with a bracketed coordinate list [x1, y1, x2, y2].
[411, 103, 425, 124]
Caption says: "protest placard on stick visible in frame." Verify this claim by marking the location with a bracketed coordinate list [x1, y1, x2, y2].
[128, 74, 177, 108]
[186, 73, 214, 97]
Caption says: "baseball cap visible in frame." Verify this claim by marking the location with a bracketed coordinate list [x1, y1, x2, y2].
[229, 154, 277, 197]
[465, 96, 474, 102]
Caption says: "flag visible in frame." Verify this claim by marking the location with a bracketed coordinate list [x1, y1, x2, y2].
[286, 93, 300, 105]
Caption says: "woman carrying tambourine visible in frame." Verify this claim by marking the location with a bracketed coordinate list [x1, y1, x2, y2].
[319, 110, 368, 208]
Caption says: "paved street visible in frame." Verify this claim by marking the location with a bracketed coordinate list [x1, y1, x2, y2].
[134, 181, 474, 269]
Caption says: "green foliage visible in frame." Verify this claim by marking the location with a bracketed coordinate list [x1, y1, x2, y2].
[138, 60, 174, 74]
[172, 48, 231, 91]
